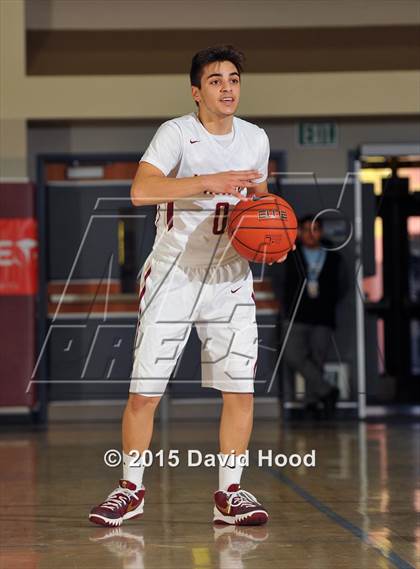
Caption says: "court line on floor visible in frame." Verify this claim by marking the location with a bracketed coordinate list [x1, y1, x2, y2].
[265, 468, 415, 569]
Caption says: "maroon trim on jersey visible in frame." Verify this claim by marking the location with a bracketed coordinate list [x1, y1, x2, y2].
[167, 201, 174, 230]
[139, 266, 152, 305]
[133, 265, 152, 355]
[251, 291, 256, 303]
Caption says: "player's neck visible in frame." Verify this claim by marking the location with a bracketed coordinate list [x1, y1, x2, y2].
[197, 109, 234, 135]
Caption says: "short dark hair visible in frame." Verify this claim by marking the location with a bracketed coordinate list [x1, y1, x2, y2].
[190, 45, 244, 87]
[299, 214, 323, 228]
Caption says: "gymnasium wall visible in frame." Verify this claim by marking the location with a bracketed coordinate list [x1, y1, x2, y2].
[2, 0, 419, 179]
[26, 27, 419, 76]
[25, 0, 420, 30]
[2, 0, 419, 410]
[28, 117, 420, 180]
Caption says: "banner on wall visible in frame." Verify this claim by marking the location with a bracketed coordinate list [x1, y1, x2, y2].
[0, 218, 38, 295]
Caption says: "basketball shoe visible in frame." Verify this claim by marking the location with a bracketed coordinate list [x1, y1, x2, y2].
[89, 480, 145, 527]
[213, 484, 268, 525]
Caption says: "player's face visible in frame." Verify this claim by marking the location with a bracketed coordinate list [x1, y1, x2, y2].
[299, 221, 322, 248]
[192, 60, 241, 118]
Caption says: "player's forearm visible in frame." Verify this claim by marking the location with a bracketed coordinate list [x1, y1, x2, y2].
[131, 175, 206, 206]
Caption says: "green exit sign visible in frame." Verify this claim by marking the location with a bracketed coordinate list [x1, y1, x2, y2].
[298, 122, 338, 147]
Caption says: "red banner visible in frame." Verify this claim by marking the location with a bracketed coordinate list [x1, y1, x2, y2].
[0, 218, 38, 295]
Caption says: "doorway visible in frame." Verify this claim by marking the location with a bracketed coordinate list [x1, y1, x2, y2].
[357, 145, 420, 405]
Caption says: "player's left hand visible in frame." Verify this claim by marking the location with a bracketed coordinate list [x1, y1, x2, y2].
[268, 244, 296, 265]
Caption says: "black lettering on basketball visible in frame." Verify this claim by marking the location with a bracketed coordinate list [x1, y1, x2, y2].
[257, 209, 288, 221]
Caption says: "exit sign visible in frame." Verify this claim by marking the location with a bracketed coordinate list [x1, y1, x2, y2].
[298, 122, 338, 147]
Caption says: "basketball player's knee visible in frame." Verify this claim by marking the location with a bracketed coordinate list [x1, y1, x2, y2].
[224, 392, 254, 414]
[127, 393, 161, 415]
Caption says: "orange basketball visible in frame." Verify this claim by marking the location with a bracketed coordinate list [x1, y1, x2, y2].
[228, 194, 298, 263]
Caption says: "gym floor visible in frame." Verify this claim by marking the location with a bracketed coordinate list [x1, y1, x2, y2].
[1, 419, 418, 569]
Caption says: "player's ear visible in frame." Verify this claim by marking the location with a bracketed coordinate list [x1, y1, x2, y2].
[191, 85, 201, 105]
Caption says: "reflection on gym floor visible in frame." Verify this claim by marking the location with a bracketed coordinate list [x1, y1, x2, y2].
[0, 420, 418, 569]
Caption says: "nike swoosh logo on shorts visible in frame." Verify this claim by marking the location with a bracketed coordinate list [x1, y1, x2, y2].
[190, 139, 200, 144]
[231, 287, 242, 294]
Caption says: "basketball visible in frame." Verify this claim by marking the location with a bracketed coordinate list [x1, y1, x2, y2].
[227, 193, 298, 263]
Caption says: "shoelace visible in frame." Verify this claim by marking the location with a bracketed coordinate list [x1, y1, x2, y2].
[101, 487, 138, 510]
[227, 489, 260, 509]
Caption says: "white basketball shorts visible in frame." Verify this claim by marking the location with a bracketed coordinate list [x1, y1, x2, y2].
[129, 254, 258, 396]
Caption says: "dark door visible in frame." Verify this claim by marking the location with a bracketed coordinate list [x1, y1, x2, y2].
[365, 173, 420, 403]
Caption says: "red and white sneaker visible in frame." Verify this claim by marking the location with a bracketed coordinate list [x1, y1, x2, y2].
[213, 484, 269, 526]
[89, 480, 145, 527]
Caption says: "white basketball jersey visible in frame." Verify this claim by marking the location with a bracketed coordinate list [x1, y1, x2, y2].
[140, 113, 269, 267]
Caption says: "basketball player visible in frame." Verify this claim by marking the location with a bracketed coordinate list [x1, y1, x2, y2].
[90, 45, 292, 528]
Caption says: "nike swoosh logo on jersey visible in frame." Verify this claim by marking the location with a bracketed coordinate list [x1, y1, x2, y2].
[190, 139, 200, 144]
[231, 287, 242, 294]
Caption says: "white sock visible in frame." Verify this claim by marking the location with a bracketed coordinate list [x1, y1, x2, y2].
[218, 453, 245, 491]
[123, 451, 145, 489]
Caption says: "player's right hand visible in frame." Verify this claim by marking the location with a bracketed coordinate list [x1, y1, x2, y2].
[201, 170, 262, 201]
